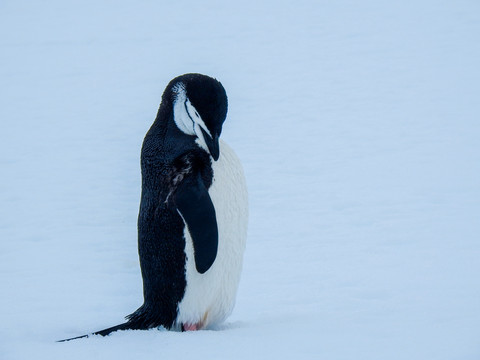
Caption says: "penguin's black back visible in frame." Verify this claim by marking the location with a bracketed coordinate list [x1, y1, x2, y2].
[127, 97, 214, 329]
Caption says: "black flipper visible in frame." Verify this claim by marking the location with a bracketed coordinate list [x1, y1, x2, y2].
[175, 172, 218, 274]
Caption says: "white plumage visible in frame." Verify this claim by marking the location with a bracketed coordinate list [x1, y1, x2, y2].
[175, 140, 248, 329]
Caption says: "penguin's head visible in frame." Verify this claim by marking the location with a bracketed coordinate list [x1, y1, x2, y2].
[169, 73, 228, 161]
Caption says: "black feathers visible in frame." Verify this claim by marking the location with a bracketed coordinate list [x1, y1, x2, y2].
[175, 165, 218, 274]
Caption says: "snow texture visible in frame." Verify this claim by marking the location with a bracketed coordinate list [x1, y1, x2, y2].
[1, 0, 479, 359]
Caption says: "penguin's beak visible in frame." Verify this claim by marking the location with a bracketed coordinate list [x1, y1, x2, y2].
[201, 129, 220, 161]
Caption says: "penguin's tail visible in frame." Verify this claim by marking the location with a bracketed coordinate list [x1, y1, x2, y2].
[57, 321, 144, 342]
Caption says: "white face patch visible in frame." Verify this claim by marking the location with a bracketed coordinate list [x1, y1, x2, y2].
[173, 82, 214, 154]
[173, 83, 195, 135]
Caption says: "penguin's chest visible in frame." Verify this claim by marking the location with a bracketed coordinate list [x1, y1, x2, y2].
[175, 141, 248, 329]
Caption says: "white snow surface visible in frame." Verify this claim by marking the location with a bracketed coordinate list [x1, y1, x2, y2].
[1, 1, 479, 359]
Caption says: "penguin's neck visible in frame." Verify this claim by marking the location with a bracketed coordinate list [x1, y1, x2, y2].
[145, 110, 199, 164]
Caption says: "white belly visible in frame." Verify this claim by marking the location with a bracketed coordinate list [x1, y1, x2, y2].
[175, 140, 248, 329]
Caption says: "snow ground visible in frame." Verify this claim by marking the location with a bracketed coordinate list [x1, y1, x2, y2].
[1, 0, 479, 359]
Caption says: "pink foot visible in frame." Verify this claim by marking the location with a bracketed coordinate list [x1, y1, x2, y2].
[182, 323, 199, 331]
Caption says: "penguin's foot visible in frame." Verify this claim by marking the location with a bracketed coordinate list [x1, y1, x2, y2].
[180, 311, 209, 331]
[182, 323, 200, 331]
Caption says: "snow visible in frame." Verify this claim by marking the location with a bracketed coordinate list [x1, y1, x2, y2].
[1, 0, 479, 359]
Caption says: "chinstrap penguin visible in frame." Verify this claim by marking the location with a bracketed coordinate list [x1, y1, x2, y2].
[59, 73, 248, 341]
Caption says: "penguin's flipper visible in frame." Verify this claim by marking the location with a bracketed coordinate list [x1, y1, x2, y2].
[175, 172, 218, 274]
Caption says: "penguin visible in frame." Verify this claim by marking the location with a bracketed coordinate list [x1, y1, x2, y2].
[59, 73, 248, 341]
